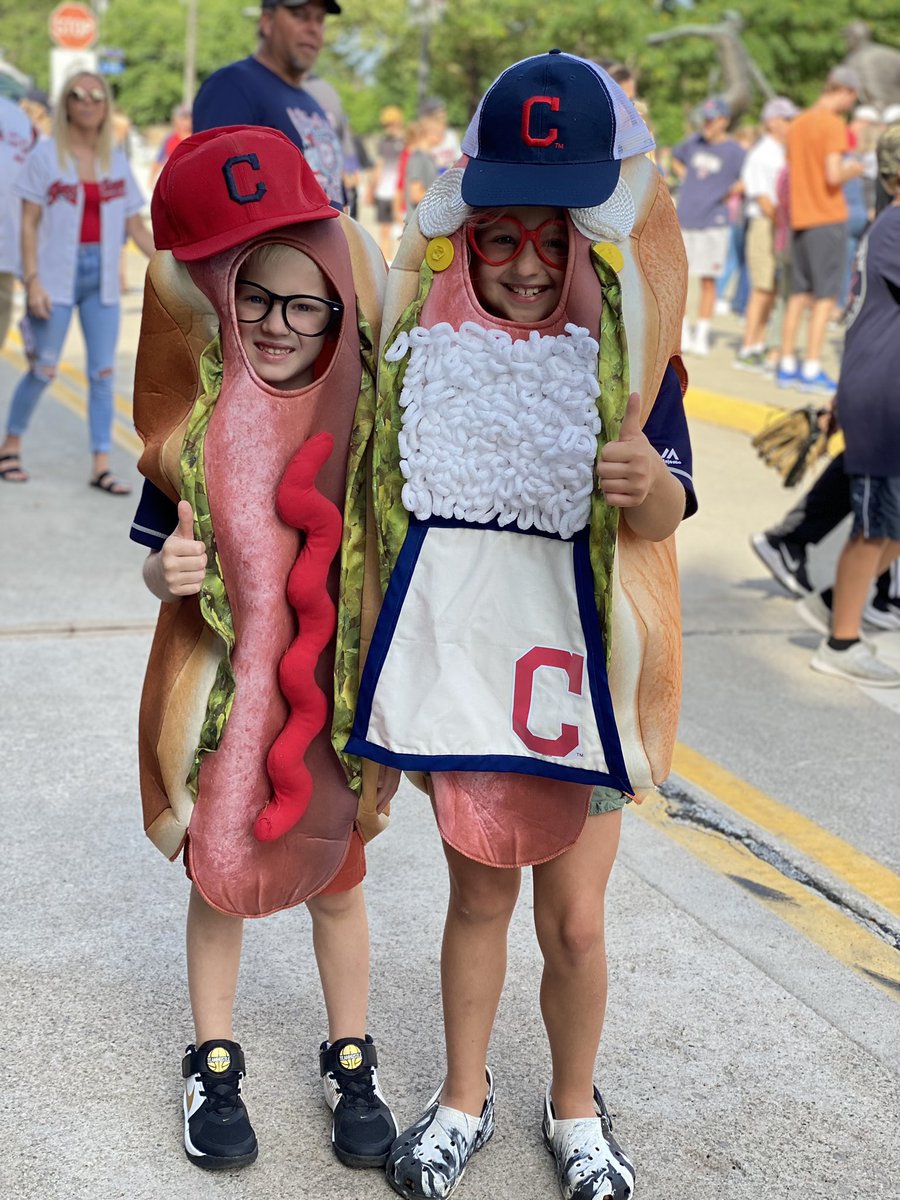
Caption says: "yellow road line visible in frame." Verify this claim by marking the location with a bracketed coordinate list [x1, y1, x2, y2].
[672, 743, 900, 918]
[1, 341, 141, 457]
[685, 384, 845, 454]
[635, 793, 900, 1001]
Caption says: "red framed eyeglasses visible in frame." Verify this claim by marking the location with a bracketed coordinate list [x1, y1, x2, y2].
[466, 214, 569, 270]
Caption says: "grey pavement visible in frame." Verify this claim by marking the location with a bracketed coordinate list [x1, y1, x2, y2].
[1, 275, 899, 1200]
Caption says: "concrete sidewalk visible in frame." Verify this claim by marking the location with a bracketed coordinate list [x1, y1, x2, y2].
[2, 305, 899, 1199]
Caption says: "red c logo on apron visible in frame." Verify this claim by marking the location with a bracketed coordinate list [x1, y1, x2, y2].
[521, 96, 560, 147]
[512, 646, 583, 756]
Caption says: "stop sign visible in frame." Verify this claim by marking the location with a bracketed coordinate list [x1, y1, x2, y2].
[48, 4, 98, 50]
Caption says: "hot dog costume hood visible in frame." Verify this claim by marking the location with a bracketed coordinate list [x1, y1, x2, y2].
[345, 52, 691, 868]
[133, 127, 387, 917]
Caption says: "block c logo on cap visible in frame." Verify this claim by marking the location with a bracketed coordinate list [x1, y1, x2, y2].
[222, 153, 268, 205]
[521, 95, 560, 148]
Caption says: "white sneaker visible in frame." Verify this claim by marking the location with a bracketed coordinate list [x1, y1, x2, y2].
[811, 640, 900, 687]
[862, 598, 900, 631]
[680, 321, 694, 355]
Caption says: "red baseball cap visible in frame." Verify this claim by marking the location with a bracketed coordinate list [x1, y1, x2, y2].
[152, 125, 338, 262]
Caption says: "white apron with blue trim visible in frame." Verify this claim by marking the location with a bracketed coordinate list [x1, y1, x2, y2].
[347, 319, 633, 841]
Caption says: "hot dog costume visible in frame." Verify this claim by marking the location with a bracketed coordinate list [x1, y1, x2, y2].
[344, 52, 692, 868]
[132, 127, 387, 917]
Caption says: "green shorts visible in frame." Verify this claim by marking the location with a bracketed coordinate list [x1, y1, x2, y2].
[589, 785, 631, 816]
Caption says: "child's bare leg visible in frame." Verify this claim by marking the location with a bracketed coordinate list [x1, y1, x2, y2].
[186, 883, 244, 1043]
[440, 842, 521, 1114]
[306, 884, 370, 1039]
[532, 809, 622, 1118]
[832, 538, 900, 638]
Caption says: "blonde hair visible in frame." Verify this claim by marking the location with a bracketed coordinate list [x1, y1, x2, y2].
[239, 242, 336, 299]
[53, 70, 114, 175]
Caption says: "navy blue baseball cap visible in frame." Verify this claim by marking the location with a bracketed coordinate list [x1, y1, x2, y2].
[461, 50, 654, 208]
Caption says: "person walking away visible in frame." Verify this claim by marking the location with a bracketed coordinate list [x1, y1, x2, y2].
[776, 66, 864, 393]
[735, 97, 799, 369]
[192, 0, 346, 207]
[150, 103, 193, 186]
[673, 95, 745, 356]
[402, 118, 440, 215]
[0, 71, 153, 489]
[370, 105, 405, 260]
[798, 125, 900, 685]
[0, 96, 36, 353]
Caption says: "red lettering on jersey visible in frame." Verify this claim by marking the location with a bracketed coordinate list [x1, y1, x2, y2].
[98, 179, 126, 202]
[48, 181, 79, 206]
[521, 96, 560, 148]
[512, 646, 583, 757]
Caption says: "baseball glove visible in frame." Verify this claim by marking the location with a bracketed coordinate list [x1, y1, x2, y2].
[751, 405, 830, 488]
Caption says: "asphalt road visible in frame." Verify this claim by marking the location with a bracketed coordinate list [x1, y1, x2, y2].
[1, 259, 898, 1200]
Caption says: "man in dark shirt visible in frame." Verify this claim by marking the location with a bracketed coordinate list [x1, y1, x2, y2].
[193, 0, 346, 206]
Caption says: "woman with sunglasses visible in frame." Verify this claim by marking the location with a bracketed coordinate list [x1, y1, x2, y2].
[0, 70, 153, 490]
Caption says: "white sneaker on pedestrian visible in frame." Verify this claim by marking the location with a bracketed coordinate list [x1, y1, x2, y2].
[680, 320, 694, 355]
[693, 327, 710, 357]
[810, 640, 900, 687]
[862, 597, 900, 631]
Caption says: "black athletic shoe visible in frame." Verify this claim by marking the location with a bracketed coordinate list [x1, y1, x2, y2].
[750, 532, 813, 596]
[320, 1035, 398, 1167]
[182, 1039, 258, 1170]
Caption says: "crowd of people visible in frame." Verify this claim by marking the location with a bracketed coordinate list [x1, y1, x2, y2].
[1, 6, 899, 1198]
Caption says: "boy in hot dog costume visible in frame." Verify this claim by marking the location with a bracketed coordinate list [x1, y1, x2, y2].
[129, 127, 398, 1173]
[341, 54, 696, 1200]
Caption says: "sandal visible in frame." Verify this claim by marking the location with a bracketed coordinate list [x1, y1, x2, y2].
[542, 1084, 635, 1200]
[0, 453, 28, 483]
[90, 470, 132, 496]
[386, 1069, 495, 1199]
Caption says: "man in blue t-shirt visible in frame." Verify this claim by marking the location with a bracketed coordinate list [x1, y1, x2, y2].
[193, 0, 346, 207]
[673, 95, 745, 356]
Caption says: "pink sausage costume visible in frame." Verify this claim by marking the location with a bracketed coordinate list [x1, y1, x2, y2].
[133, 127, 387, 917]
[346, 53, 691, 870]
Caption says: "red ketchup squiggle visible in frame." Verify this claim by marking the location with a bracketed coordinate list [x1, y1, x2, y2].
[254, 432, 343, 842]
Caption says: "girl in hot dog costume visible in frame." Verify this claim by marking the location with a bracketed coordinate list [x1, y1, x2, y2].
[342, 54, 696, 1200]
[129, 127, 398, 1173]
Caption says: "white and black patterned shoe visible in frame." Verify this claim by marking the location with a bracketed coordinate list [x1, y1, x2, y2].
[320, 1035, 398, 1167]
[182, 1040, 258, 1170]
[385, 1069, 495, 1199]
[542, 1085, 634, 1200]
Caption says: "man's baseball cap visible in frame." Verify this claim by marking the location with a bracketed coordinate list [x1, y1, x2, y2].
[877, 123, 900, 180]
[460, 49, 654, 208]
[761, 96, 799, 123]
[261, 0, 341, 13]
[826, 66, 862, 92]
[700, 95, 731, 122]
[152, 126, 337, 262]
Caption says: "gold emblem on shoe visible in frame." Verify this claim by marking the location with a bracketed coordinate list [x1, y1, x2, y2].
[338, 1043, 363, 1071]
[206, 1046, 231, 1073]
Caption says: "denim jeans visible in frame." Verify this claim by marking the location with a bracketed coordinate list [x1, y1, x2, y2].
[6, 244, 121, 453]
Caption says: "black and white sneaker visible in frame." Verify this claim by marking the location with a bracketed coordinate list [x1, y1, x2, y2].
[182, 1039, 258, 1170]
[749, 532, 813, 596]
[320, 1035, 397, 1167]
[542, 1085, 634, 1200]
[386, 1070, 495, 1199]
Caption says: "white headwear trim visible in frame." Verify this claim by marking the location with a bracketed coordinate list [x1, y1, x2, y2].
[417, 168, 473, 238]
[570, 177, 636, 244]
[417, 166, 635, 244]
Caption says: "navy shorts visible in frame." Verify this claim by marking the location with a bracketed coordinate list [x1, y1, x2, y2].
[850, 474, 900, 541]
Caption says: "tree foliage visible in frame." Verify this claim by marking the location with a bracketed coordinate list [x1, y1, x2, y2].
[0, 0, 897, 142]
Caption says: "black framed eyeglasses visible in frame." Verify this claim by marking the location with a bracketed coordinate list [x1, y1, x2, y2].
[235, 277, 344, 337]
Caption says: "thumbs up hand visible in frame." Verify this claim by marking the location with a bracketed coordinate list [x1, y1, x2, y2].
[596, 392, 655, 508]
[160, 500, 208, 595]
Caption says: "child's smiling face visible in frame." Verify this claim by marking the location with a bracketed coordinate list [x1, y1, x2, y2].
[468, 206, 568, 323]
[235, 245, 337, 391]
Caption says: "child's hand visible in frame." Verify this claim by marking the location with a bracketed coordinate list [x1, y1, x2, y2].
[160, 501, 207, 595]
[596, 392, 656, 508]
